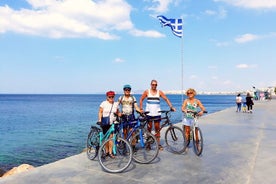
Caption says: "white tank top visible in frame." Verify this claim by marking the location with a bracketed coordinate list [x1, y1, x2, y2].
[146, 89, 161, 116]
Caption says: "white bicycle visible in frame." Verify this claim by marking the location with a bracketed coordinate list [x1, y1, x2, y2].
[183, 111, 207, 156]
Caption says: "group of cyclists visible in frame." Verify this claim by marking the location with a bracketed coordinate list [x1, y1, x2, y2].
[97, 79, 206, 157]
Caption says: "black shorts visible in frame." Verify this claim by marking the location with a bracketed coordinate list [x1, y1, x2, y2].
[147, 115, 161, 123]
[101, 124, 111, 134]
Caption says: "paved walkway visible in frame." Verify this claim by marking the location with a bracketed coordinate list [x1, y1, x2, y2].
[1, 100, 276, 184]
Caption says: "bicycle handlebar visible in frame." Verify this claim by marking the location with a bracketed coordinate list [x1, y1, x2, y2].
[185, 110, 208, 117]
[137, 109, 174, 117]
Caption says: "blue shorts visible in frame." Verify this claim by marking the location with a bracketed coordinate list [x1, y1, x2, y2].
[121, 114, 136, 128]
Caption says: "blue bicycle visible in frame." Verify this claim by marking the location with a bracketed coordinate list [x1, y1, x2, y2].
[116, 112, 159, 164]
[86, 123, 133, 173]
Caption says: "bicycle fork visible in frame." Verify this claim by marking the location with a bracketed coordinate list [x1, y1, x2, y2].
[191, 126, 200, 144]
[139, 130, 145, 148]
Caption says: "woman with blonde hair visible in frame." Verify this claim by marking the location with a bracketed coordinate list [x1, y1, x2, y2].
[181, 88, 206, 146]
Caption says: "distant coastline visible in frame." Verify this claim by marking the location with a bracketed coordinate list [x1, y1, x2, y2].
[1, 86, 275, 96]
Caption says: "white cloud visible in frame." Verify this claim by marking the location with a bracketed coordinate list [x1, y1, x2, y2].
[146, 0, 173, 13]
[216, 41, 230, 47]
[189, 75, 198, 79]
[223, 80, 232, 85]
[209, 39, 230, 47]
[129, 29, 164, 37]
[114, 58, 125, 63]
[236, 64, 249, 68]
[205, 10, 216, 16]
[204, 7, 227, 19]
[214, 0, 276, 9]
[235, 33, 259, 43]
[236, 64, 258, 69]
[0, 0, 159, 39]
[211, 76, 218, 80]
[54, 56, 65, 62]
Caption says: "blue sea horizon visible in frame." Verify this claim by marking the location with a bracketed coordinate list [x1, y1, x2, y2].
[0, 94, 236, 171]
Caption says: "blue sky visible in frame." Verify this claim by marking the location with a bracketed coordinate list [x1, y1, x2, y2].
[0, 0, 276, 94]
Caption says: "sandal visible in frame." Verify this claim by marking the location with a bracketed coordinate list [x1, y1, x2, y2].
[158, 145, 163, 151]
[108, 153, 115, 159]
[146, 144, 151, 150]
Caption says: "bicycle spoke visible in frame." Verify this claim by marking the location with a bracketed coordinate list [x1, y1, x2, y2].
[193, 127, 203, 156]
[165, 126, 186, 154]
[130, 131, 158, 164]
[86, 127, 100, 160]
[98, 137, 132, 173]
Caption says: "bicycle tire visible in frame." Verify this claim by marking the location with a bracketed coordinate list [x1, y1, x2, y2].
[130, 131, 159, 164]
[165, 126, 186, 154]
[86, 126, 100, 160]
[98, 137, 132, 173]
[192, 127, 203, 156]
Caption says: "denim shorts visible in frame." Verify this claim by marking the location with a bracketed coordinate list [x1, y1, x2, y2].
[122, 114, 136, 128]
[182, 118, 197, 127]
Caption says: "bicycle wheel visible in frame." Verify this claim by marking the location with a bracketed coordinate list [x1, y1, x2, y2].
[165, 126, 186, 154]
[192, 127, 203, 156]
[98, 137, 132, 173]
[86, 126, 100, 160]
[130, 131, 158, 164]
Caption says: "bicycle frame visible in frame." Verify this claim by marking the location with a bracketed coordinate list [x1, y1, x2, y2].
[99, 123, 117, 154]
[118, 117, 146, 148]
[146, 110, 173, 133]
[114, 112, 159, 164]
[188, 111, 207, 136]
[190, 117, 199, 139]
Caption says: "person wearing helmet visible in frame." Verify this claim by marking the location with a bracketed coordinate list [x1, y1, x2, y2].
[139, 79, 176, 150]
[118, 84, 141, 149]
[97, 90, 120, 158]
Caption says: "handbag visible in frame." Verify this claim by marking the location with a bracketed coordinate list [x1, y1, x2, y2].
[101, 117, 110, 126]
[101, 103, 114, 126]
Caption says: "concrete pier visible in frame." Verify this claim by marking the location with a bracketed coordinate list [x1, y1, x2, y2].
[1, 100, 275, 184]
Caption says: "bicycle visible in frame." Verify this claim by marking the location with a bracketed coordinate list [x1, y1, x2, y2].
[116, 111, 159, 164]
[146, 110, 186, 154]
[86, 123, 133, 173]
[183, 111, 207, 156]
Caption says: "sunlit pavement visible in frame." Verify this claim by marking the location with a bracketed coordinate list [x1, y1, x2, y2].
[1, 99, 275, 184]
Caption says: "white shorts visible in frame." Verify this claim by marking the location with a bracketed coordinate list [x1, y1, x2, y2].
[182, 118, 198, 127]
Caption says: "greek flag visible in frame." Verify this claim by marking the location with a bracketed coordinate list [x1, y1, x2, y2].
[157, 15, 183, 38]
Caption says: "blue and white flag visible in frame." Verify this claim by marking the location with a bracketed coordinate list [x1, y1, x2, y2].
[157, 15, 183, 38]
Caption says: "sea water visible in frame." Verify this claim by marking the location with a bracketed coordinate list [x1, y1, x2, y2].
[0, 94, 235, 170]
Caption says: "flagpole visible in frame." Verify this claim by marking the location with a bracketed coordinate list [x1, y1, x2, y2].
[156, 15, 184, 112]
[181, 17, 184, 119]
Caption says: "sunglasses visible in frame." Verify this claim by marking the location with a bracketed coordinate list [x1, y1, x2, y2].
[108, 96, 114, 99]
[187, 92, 193, 94]
[151, 84, 157, 86]
[124, 88, 131, 91]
